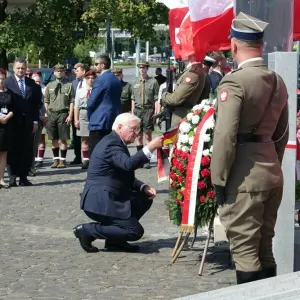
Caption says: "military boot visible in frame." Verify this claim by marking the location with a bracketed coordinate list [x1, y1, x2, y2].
[57, 160, 66, 168]
[51, 159, 60, 168]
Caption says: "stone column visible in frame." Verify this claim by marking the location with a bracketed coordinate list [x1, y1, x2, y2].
[268, 51, 297, 275]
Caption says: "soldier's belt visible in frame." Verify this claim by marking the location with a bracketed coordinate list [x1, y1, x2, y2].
[237, 134, 272, 143]
[48, 109, 69, 114]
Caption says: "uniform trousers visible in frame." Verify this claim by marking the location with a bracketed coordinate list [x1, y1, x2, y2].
[219, 187, 283, 272]
[88, 129, 111, 158]
[7, 115, 33, 178]
[82, 192, 153, 242]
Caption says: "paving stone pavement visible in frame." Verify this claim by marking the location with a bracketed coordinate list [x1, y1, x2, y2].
[1, 147, 235, 300]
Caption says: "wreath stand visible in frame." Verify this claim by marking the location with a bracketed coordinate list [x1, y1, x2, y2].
[170, 212, 216, 275]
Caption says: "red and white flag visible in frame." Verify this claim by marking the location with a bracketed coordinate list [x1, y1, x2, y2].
[188, 0, 234, 61]
[157, 0, 189, 58]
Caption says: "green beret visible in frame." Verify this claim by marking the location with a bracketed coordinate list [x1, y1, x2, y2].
[53, 63, 65, 71]
[137, 61, 150, 67]
[112, 68, 123, 74]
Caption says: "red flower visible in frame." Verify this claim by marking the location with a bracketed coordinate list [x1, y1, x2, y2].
[207, 190, 216, 199]
[177, 162, 185, 173]
[177, 175, 184, 183]
[175, 197, 184, 206]
[200, 196, 206, 203]
[201, 168, 211, 178]
[197, 180, 206, 189]
[181, 152, 189, 160]
[170, 171, 177, 181]
[201, 156, 210, 167]
[171, 182, 178, 189]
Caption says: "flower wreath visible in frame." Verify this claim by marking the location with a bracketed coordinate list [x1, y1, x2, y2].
[167, 99, 218, 228]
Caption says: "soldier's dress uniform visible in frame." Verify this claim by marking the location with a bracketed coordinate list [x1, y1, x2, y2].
[211, 13, 289, 285]
[45, 64, 75, 168]
[161, 66, 205, 126]
[132, 63, 159, 132]
[112, 68, 132, 113]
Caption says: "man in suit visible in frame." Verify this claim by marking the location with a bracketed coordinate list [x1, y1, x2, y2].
[73, 113, 164, 252]
[209, 51, 226, 92]
[211, 13, 289, 284]
[154, 67, 166, 86]
[5, 58, 42, 186]
[69, 62, 88, 165]
[88, 55, 122, 157]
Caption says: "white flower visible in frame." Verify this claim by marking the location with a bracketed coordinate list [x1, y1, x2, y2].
[181, 146, 189, 152]
[191, 115, 200, 125]
[179, 121, 191, 134]
[204, 134, 211, 142]
[203, 106, 210, 112]
[203, 149, 210, 156]
[188, 136, 194, 145]
[192, 104, 201, 112]
[194, 128, 197, 133]
[186, 113, 193, 121]
[210, 146, 213, 152]
[179, 134, 189, 144]
[207, 119, 215, 129]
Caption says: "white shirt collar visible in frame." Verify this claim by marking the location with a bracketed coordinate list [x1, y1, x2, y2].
[15, 75, 25, 82]
[238, 57, 264, 68]
[212, 69, 224, 77]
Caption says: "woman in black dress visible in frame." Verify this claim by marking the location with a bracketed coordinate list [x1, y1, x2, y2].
[0, 68, 14, 188]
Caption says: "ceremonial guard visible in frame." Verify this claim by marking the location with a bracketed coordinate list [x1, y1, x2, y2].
[44, 64, 75, 168]
[112, 68, 132, 113]
[211, 13, 289, 284]
[131, 61, 159, 169]
[161, 61, 205, 125]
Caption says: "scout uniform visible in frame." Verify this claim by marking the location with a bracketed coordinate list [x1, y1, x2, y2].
[45, 64, 75, 168]
[112, 68, 132, 113]
[132, 61, 159, 132]
[211, 13, 289, 284]
[161, 64, 206, 126]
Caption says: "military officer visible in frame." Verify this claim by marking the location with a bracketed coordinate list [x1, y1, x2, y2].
[112, 68, 132, 113]
[131, 61, 159, 169]
[211, 13, 289, 285]
[161, 61, 206, 126]
[44, 64, 75, 168]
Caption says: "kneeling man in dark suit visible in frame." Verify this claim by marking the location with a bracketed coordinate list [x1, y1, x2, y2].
[73, 113, 164, 252]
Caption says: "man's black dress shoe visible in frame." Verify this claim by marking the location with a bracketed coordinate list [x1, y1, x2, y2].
[19, 178, 33, 186]
[9, 177, 17, 187]
[73, 225, 98, 253]
[70, 158, 82, 165]
[81, 160, 89, 170]
[104, 240, 140, 252]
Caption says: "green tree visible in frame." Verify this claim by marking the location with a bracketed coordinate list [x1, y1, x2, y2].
[82, 0, 168, 40]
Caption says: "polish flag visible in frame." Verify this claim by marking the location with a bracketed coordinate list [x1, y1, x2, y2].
[188, 0, 234, 61]
[157, 0, 189, 58]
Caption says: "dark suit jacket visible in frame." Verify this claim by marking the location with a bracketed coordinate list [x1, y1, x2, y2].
[155, 74, 166, 86]
[209, 70, 224, 92]
[5, 75, 42, 123]
[80, 131, 150, 219]
[87, 70, 122, 131]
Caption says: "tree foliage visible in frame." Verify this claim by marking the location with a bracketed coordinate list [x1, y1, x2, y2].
[82, 0, 168, 40]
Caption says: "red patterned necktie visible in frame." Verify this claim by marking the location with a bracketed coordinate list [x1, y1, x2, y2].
[87, 89, 91, 98]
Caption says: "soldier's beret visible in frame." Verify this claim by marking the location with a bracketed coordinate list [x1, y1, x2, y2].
[53, 63, 65, 71]
[137, 61, 150, 67]
[230, 12, 269, 41]
[84, 70, 97, 78]
[112, 68, 123, 74]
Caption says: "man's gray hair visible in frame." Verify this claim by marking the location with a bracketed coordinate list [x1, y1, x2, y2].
[14, 57, 27, 65]
[112, 113, 140, 130]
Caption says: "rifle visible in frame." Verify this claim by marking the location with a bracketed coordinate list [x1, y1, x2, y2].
[156, 68, 173, 131]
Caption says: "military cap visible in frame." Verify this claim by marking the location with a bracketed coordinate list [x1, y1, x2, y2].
[84, 70, 96, 78]
[202, 55, 216, 66]
[112, 68, 123, 74]
[53, 63, 65, 71]
[137, 60, 150, 67]
[230, 12, 269, 41]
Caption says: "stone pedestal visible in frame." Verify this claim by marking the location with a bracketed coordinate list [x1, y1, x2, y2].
[268, 51, 297, 275]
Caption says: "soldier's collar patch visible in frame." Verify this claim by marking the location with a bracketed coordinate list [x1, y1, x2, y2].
[220, 90, 228, 102]
[185, 77, 192, 83]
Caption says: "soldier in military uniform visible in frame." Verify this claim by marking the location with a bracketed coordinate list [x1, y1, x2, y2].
[161, 61, 206, 126]
[44, 64, 75, 168]
[131, 61, 159, 169]
[112, 68, 132, 113]
[211, 13, 289, 284]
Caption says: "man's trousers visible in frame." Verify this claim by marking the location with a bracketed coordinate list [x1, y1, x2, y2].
[219, 187, 283, 272]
